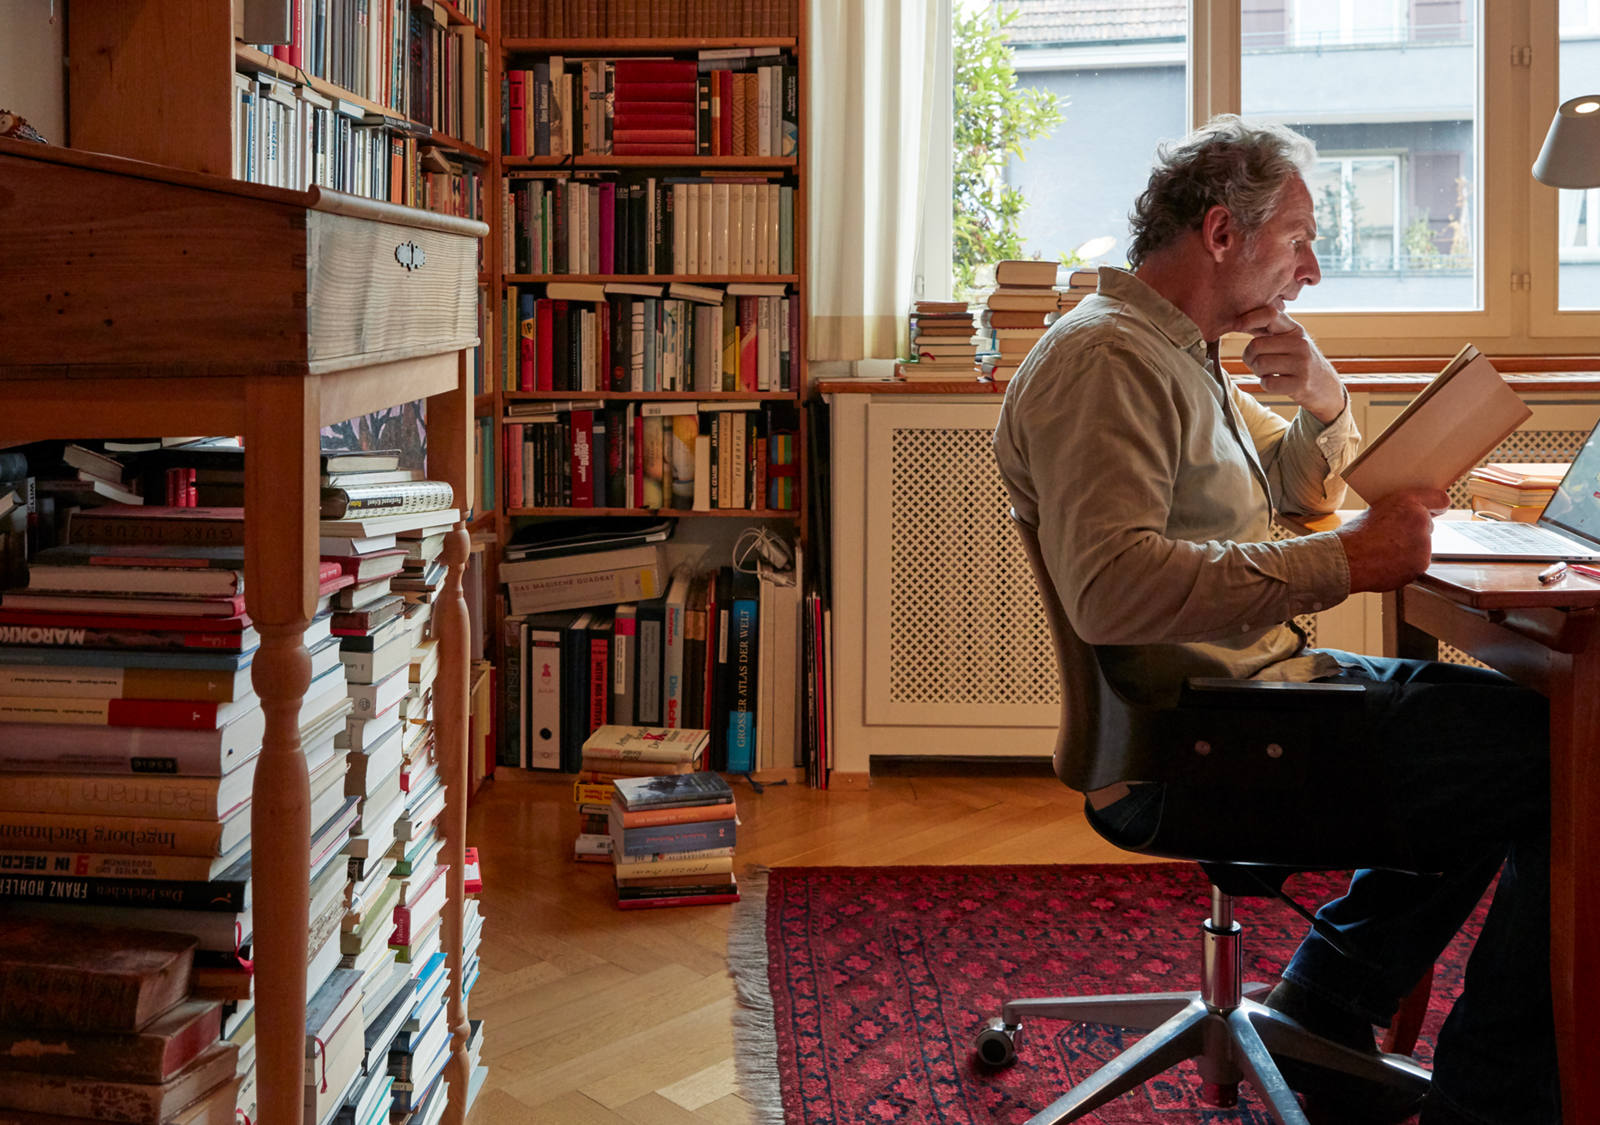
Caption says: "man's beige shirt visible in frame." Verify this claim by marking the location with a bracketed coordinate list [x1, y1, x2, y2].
[993, 267, 1360, 702]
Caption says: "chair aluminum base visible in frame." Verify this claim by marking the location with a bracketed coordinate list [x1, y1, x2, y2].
[975, 891, 1431, 1125]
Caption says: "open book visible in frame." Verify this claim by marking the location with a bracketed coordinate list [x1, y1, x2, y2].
[1342, 344, 1531, 503]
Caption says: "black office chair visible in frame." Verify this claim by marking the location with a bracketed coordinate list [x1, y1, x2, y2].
[974, 512, 1431, 1125]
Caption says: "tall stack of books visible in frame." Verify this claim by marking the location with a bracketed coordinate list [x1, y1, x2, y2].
[0, 918, 242, 1124]
[0, 492, 363, 1124]
[1465, 462, 1567, 522]
[897, 299, 980, 382]
[609, 768, 739, 909]
[973, 259, 1061, 383]
[1054, 267, 1098, 317]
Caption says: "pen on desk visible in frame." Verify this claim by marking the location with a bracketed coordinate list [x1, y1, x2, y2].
[1569, 562, 1600, 581]
[1539, 561, 1569, 584]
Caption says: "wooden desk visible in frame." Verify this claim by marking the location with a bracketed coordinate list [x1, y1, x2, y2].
[1385, 563, 1600, 1122]
[0, 139, 487, 1125]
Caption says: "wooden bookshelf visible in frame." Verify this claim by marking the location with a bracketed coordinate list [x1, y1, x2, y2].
[0, 138, 486, 1125]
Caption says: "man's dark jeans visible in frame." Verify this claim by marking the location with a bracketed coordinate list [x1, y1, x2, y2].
[1091, 649, 1555, 1124]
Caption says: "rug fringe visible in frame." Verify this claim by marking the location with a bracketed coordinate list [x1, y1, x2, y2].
[729, 865, 785, 1125]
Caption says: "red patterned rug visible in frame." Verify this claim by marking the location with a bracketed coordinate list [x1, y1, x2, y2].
[729, 864, 1486, 1124]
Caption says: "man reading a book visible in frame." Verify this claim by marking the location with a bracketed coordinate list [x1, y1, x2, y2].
[993, 116, 1553, 1125]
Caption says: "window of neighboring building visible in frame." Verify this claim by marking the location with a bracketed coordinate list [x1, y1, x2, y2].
[1559, 0, 1600, 308]
[1310, 155, 1402, 273]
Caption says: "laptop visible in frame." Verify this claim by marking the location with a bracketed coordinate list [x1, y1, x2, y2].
[1431, 419, 1600, 561]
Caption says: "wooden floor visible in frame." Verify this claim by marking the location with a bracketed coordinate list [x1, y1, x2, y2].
[462, 760, 1155, 1124]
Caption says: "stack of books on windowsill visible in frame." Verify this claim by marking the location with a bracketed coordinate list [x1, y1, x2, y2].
[608, 762, 739, 910]
[896, 299, 979, 382]
[973, 259, 1063, 384]
[1464, 462, 1567, 523]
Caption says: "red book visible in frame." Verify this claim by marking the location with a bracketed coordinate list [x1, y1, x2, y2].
[633, 411, 646, 508]
[570, 409, 595, 508]
[719, 70, 735, 156]
[0, 592, 248, 618]
[738, 296, 759, 389]
[588, 633, 609, 731]
[613, 100, 701, 117]
[507, 69, 527, 157]
[536, 299, 555, 391]
[504, 423, 523, 509]
[613, 142, 698, 156]
[613, 110, 698, 128]
[611, 82, 697, 102]
[613, 60, 697, 83]
[0, 695, 252, 731]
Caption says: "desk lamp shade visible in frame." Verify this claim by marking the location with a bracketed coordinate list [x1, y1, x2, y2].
[1533, 94, 1600, 188]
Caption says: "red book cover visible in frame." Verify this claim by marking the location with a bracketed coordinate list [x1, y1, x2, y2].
[518, 301, 536, 391]
[570, 409, 595, 508]
[738, 296, 759, 389]
[589, 635, 609, 731]
[505, 423, 523, 509]
[616, 892, 740, 910]
[613, 110, 698, 128]
[613, 100, 701, 117]
[536, 299, 555, 392]
[613, 142, 698, 156]
[101, 698, 230, 730]
[507, 70, 527, 157]
[611, 82, 697, 102]
[719, 70, 735, 157]
[612, 125, 698, 142]
[613, 60, 698, 84]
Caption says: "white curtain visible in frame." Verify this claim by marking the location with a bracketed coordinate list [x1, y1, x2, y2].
[807, 0, 950, 362]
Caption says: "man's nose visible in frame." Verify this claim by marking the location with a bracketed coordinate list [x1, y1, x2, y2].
[1301, 246, 1322, 286]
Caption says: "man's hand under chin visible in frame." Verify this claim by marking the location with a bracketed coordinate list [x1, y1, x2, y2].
[1228, 301, 1347, 425]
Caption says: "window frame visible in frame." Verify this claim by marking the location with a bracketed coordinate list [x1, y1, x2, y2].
[938, 0, 1599, 358]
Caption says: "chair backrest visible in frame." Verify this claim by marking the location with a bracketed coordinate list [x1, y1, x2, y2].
[1011, 510, 1192, 793]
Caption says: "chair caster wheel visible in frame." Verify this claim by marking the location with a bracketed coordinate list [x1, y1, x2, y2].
[975, 1017, 1022, 1067]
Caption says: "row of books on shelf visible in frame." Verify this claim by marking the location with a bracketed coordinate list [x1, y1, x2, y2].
[505, 174, 795, 277]
[233, 67, 489, 215]
[501, 550, 803, 777]
[502, 0, 800, 38]
[0, 439, 487, 1124]
[503, 284, 797, 393]
[504, 53, 797, 159]
[572, 731, 741, 910]
[252, 0, 491, 149]
[504, 400, 799, 511]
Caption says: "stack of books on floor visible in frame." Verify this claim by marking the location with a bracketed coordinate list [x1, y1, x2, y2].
[575, 724, 712, 863]
[973, 259, 1062, 383]
[896, 299, 980, 382]
[1464, 462, 1567, 522]
[609, 767, 739, 909]
[0, 918, 242, 1124]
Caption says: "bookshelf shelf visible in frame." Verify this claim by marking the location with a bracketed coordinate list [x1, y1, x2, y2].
[507, 389, 796, 401]
[508, 506, 795, 518]
[502, 37, 798, 51]
[503, 154, 797, 169]
[505, 273, 799, 284]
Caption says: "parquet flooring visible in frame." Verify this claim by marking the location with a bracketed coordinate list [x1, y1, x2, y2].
[463, 760, 1153, 1123]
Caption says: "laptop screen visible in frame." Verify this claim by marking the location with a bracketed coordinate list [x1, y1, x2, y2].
[1539, 421, 1600, 547]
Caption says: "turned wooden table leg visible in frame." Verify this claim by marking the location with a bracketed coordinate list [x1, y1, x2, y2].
[436, 524, 473, 1123]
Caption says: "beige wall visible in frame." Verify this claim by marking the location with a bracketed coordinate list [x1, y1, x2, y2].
[0, 0, 65, 144]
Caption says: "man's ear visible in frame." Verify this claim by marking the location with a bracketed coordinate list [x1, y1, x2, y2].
[1199, 204, 1235, 262]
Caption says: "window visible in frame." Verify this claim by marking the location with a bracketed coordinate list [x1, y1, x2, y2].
[1558, 3, 1600, 308]
[939, 0, 1599, 355]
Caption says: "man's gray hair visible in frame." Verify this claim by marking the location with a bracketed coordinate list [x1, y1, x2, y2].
[1126, 115, 1317, 268]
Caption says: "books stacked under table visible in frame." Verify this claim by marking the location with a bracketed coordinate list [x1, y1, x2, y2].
[604, 739, 741, 911]
[0, 500, 363, 1125]
[320, 476, 467, 1125]
[0, 917, 242, 1124]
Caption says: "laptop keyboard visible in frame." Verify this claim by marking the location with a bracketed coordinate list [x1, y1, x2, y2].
[1452, 521, 1578, 551]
